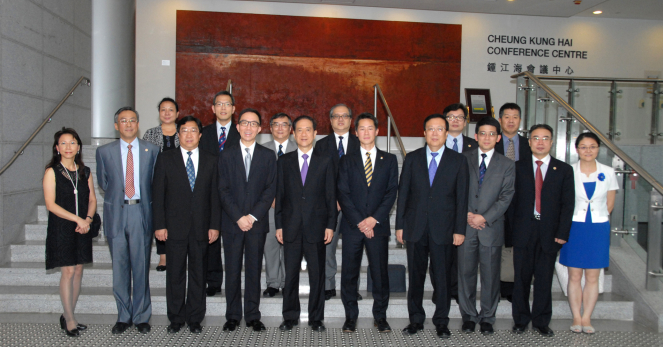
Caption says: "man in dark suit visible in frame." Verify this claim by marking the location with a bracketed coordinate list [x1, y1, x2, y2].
[96, 107, 159, 334]
[495, 103, 532, 302]
[313, 103, 361, 301]
[396, 114, 469, 338]
[218, 109, 277, 332]
[261, 113, 297, 298]
[199, 91, 240, 296]
[511, 124, 574, 337]
[152, 116, 221, 334]
[458, 117, 515, 335]
[275, 116, 336, 332]
[337, 113, 398, 333]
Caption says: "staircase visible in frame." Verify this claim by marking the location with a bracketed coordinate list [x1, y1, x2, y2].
[0, 144, 635, 322]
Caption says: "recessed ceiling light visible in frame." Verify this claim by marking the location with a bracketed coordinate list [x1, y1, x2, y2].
[593, 10, 602, 14]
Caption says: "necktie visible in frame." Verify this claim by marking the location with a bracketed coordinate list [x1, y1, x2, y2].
[365, 152, 373, 187]
[452, 138, 459, 152]
[125, 144, 135, 198]
[338, 136, 345, 158]
[429, 152, 438, 186]
[479, 153, 487, 188]
[278, 144, 284, 157]
[301, 153, 309, 185]
[218, 127, 227, 152]
[186, 151, 195, 192]
[506, 138, 516, 160]
[535, 160, 543, 214]
[244, 148, 251, 181]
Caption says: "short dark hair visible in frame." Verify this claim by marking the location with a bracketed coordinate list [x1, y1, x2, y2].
[293, 115, 317, 131]
[329, 103, 353, 119]
[239, 108, 262, 124]
[157, 97, 179, 112]
[529, 124, 554, 137]
[114, 106, 139, 123]
[499, 103, 521, 118]
[423, 113, 449, 131]
[475, 116, 501, 134]
[354, 112, 378, 129]
[177, 115, 203, 133]
[212, 91, 235, 106]
[270, 112, 292, 126]
[575, 132, 601, 148]
[442, 103, 468, 119]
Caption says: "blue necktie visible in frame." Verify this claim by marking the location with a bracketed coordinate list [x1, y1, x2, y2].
[429, 152, 438, 186]
[479, 153, 487, 188]
[186, 151, 195, 191]
[452, 138, 459, 152]
[218, 127, 227, 152]
[278, 144, 284, 157]
[338, 136, 345, 158]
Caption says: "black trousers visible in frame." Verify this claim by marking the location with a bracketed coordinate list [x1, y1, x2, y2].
[206, 238, 223, 288]
[282, 234, 326, 322]
[223, 231, 266, 322]
[166, 234, 208, 324]
[512, 222, 558, 327]
[406, 231, 453, 326]
[341, 232, 389, 320]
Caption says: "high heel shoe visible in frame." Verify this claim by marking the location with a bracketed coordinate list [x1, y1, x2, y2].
[60, 315, 80, 337]
[60, 314, 87, 331]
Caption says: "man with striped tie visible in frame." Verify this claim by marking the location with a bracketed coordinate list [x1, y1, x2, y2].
[199, 91, 241, 296]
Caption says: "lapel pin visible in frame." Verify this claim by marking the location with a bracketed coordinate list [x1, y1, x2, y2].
[553, 167, 557, 170]
[145, 148, 148, 151]
[380, 156, 383, 160]
[468, 144, 472, 147]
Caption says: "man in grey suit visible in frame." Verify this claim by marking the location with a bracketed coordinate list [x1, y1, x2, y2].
[458, 117, 515, 335]
[96, 107, 160, 334]
[261, 112, 297, 297]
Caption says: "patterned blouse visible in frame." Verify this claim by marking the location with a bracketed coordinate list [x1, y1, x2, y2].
[143, 126, 180, 152]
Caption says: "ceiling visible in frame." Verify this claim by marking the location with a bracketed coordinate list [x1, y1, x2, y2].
[238, 0, 663, 21]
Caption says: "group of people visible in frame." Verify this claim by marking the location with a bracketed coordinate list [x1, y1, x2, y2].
[42, 91, 618, 338]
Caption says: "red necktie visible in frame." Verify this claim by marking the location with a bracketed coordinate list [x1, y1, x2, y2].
[535, 160, 543, 214]
[126, 144, 135, 198]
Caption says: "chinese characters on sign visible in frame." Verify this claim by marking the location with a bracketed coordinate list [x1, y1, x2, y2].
[486, 63, 574, 75]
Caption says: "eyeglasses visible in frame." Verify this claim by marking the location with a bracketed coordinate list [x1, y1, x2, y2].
[478, 131, 498, 137]
[331, 114, 351, 120]
[531, 136, 551, 142]
[578, 146, 599, 151]
[446, 115, 465, 121]
[271, 122, 291, 128]
[239, 120, 260, 128]
[119, 119, 137, 124]
[426, 127, 447, 133]
[215, 102, 233, 108]
[180, 128, 199, 134]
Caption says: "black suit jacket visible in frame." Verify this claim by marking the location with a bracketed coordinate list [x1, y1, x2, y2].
[337, 149, 398, 237]
[218, 144, 277, 235]
[396, 147, 469, 245]
[495, 134, 532, 160]
[510, 156, 574, 253]
[152, 148, 221, 241]
[275, 150, 336, 243]
[461, 135, 479, 153]
[313, 133, 360, 174]
[199, 122, 240, 156]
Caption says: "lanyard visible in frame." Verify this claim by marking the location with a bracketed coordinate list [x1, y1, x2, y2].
[62, 163, 79, 216]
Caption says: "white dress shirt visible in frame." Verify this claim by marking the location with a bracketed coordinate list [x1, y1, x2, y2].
[180, 146, 199, 176]
[274, 139, 289, 154]
[216, 120, 233, 139]
[478, 148, 495, 168]
[334, 132, 349, 152]
[121, 137, 140, 200]
[532, 154, 551, 215]
[426, 145, 444, 168]
[360, 146, 377, 172]
[446, 133, 463, 152]
[298, 148, 314, 171]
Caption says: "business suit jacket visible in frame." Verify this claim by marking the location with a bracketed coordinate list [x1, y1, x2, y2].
[461, 135, 479, 153]
[495, 134, 532, 159]
[96, 139, 159, 239]
[262, 138, 297, 159]
[337, 149, 398, 237]
[313, 133, 360, 174]
[152, 148, 221, 240]
[275, 150, 336, 243]
[511, 156, 575, 253]
[396, 147, 469, 245]
[199, 121, 240, 155]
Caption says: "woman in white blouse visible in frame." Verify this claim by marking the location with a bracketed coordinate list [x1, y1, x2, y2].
[559, 132, 619, 334]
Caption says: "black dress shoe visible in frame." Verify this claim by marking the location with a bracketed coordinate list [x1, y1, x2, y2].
[156, 265, 167, 272]
[402, 323, 423, 335]
[246, 320, 266, 331]
[310, 320, 326, 332]
[223, 319, 240, 332]
[512, 324, 527, 334]
[504, 295, 513, 303]
[324, 289, 336, 301]
[279, 320, 298, 331]
[167, 322, 184, 333]
[374, 318, 391, 333]
[188, 322, 203, 333]
[480, 322, 494, 335]
[357, 292, 362, 301]
[342, 319, 356, 332]
[436, 325, 451, 338]
[136, 323, 151, 334]
[462, 321, 476, 333]
[112, 322, 132, 334]
[206, 286, 221, 297]
[533, 325, 554, 337]
[263, 287, 280, 297]
[451, 294, 459, 304]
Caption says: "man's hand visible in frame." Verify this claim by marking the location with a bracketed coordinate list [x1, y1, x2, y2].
[337, 201, 341, 212]
[468, 213, 486, 230]
[208, 229, 219, 244]
[453, 233, 465, 246]
[155, 229, 168, 241]
[271, 198, 275, 209]
[358, 217, 378, 233]
[324, 229, 334, 244]
[276, 229, 283, 244]
[396, 229, 404, 244]
[555, 238, 567, 245]
[237, 216, 254, 232]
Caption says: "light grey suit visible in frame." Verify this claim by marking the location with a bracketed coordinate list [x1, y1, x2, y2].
[458, 148, 515, 325]
[261, 138, 297, 290]
[96, 138, 159, 324]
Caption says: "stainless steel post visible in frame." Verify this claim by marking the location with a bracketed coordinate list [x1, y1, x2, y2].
[651, 82, 661, 144]
[608, 81, 621, 141]
[646, 189, 663, 291]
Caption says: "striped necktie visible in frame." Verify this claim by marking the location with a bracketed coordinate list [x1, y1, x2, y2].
[365, 152, 373, 187]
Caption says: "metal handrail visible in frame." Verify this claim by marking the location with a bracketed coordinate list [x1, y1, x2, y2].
[226, 79, 232, 94]
[0, 76, 90, 176]
[374, 85, 407, 157]
[511, 71, 663, 196]
[533, 76, 663, 83]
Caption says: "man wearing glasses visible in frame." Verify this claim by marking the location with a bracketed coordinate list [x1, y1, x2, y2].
[313, 104, 361, 301]
[218, 109, 277, 332]
[261, 113, 297, 297]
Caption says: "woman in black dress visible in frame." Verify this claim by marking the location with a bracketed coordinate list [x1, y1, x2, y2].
[42, 128, 97, 337]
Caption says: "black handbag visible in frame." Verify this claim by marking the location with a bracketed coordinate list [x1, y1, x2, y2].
[88, 213, 101, 238]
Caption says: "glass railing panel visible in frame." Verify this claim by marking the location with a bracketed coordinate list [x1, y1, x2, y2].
[568, 81, 611, 137]
[614, 83, 652, 145]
